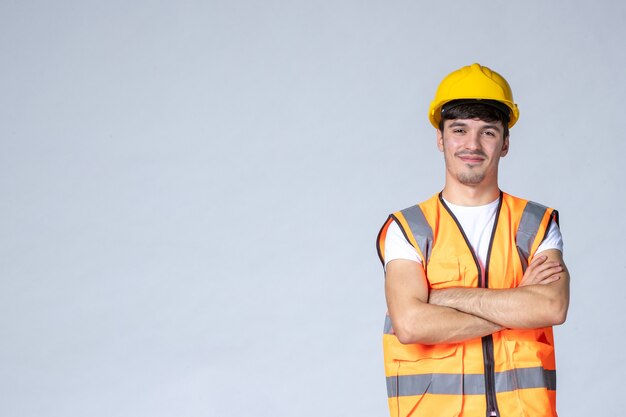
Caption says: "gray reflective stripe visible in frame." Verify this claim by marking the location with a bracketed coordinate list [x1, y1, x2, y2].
[383, 315, 393, 334]
[387, 366, 555, 398]
[399, 205, 433, 264]
[495, 367, 556, 392]
[516, 201, 549, 273]
[387, 373, 484, 397]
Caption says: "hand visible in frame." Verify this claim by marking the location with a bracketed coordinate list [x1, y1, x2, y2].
[519, 255, 563, 287]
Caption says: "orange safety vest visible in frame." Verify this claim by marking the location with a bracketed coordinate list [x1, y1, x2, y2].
[377, 192, 560, 417]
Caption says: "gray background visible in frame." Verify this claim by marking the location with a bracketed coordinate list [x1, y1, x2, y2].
[1, 1, 624, 416]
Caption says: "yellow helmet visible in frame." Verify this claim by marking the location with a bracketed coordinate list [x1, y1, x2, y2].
[428, 63, 520, 129]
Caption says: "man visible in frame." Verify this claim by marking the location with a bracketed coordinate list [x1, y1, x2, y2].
[376, 63, 569, 417]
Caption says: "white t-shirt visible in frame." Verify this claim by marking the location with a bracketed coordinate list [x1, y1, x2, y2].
[384, 197, 563, 269]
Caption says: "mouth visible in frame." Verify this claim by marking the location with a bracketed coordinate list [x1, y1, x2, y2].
[457, 155, 486, 164]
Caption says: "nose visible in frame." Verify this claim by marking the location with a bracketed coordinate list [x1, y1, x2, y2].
[464, 130, 481, 150]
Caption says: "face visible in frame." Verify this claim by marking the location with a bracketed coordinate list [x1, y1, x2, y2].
[437, 118, 509, 186]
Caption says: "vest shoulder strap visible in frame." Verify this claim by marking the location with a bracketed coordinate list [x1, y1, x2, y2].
[394, 204, 433, 265]
[515, 199, 559, 272]
[376, 203, 434, 267]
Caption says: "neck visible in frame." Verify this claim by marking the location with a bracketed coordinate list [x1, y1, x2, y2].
[441, 179, 501, 206]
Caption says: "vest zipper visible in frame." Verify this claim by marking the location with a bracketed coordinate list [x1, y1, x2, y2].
[482, 336, 498, 417]
[439, 192, 503, 417]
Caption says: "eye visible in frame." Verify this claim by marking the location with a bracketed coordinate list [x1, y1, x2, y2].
[483, 130, 496, 137]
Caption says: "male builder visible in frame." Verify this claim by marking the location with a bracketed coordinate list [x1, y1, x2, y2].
[376, 63, 569, 417]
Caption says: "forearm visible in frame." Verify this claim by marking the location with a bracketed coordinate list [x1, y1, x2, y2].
[429, 284, 568, 329]
[390, 301, 502, 345]
[385, 259, 503, 346]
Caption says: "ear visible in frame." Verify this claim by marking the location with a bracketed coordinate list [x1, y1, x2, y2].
[500, 135, 510, 157]
[436, 129, 444, 152]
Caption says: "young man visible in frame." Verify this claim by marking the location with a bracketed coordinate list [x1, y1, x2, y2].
[376, 63, 569, 417]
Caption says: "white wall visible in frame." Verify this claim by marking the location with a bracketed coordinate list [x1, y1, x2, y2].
[1, 1, 624, 416]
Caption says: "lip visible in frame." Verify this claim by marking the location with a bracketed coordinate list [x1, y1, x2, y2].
[458, 155, 485, 163]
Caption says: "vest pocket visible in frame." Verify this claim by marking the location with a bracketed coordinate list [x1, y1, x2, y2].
[426, 259, 465, 288]
[502, 329, 555, 368]
[391, 344, 464, 416]
[388, 339, 460, 362]
[501, 334, 557, 416]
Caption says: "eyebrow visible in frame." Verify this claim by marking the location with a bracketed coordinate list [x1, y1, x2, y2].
[448, 121, 468, 128]
[447, 121, 502, 132]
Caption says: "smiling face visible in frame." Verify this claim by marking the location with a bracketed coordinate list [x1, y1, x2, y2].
[437, 118, 509, 187]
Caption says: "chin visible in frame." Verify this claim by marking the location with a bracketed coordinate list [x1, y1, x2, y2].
[456, 173, 486, 185]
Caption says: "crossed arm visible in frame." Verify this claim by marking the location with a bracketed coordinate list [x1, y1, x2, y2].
[385, 249, 569, 345]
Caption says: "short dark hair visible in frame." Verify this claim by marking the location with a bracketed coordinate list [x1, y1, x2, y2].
[439, 100, 510, 138]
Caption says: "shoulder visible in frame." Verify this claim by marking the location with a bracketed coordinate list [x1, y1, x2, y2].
[390, 193, 440, 221]
[387, 193, 441, 241]
[501, 192, 561, 258]
[389, 193, 440, 227]
[501, 192, 558, 223]
[377, 193, 439, 266]
[501, 191, 555, 210]
[378, 194, 437, 243]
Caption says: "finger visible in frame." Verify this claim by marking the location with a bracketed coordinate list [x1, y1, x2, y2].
[528, 256, 548, 268]
[535, 274, 561, 285]
[528, 256, 547, 268]
[520, 258, 556, 286]
[536, 265, 563, 279]
[532, 262, 561, 275]
[520, 264, 562, 286]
